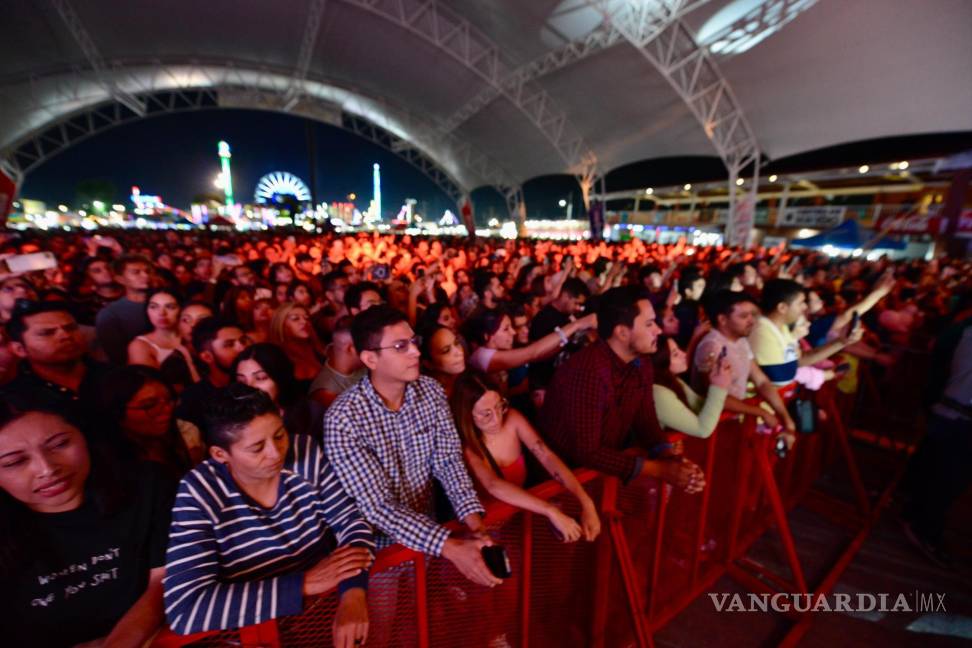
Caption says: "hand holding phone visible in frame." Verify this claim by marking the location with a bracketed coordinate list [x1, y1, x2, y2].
[481, 545, 512, 579]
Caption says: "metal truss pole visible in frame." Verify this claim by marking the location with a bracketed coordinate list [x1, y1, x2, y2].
[50, 0, 146, 116]
[593, 0, 762, 183]
[439, 0, 710, 137]
[339, 0, 593, 171]
[283, 0, 328, 110]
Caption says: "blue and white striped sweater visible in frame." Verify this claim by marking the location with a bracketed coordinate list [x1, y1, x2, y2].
[163, 434, 374, 635]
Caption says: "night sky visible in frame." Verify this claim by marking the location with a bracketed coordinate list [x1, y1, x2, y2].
[22, 107, 969, 224]
[21, 109, 585, 223]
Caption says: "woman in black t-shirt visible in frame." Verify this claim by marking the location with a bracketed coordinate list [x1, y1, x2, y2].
[0, 400, 174, 648]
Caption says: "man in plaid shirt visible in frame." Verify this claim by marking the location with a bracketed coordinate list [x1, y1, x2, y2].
[324, 305, 502, 587]
[541, 286, 706, 493]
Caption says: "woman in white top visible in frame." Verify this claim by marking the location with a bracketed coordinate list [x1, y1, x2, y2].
[650, 335, 731, 439]
[128, 289, 200, 389]
[463, 307, 596, 393]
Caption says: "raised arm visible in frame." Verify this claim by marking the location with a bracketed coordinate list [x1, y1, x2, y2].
[830, 270, 896, 332]
[652, 383, 727, 439]
[485, 313, 596, 372]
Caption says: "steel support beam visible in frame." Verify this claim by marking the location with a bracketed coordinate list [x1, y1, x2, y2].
[596, 0, 761, 178]
[1, 60, 522, 203]
[283, 0, 328, 110]
[339, 0, 593, 172]
[50, 0, 146, 116]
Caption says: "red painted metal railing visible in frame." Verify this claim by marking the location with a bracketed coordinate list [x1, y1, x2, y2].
[152, 361, 905, 648]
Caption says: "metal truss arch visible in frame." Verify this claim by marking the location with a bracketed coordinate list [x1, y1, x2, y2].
[595, 0, 761, 177]
[0, 60, 525, 207]
[337, 0, 595, 173]
[2, 85, 469, 206]
[439, 0, 711, 138]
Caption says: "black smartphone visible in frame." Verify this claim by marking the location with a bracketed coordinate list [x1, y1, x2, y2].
[482, 545, 512, 579]
[774, 436, 788, 459]
[835, 362, 851, 373]
[718, 346, 728, 363]
[850, 310, 860, 331]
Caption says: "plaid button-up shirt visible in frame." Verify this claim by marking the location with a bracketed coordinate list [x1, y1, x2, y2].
[323, 375, 483, 556]
[540, 340, 665, 480]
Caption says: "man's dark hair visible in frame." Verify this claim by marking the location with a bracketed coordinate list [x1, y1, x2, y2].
[679, 267, 703, 298]
[320, 270, 347, 293]
[351, 305, 408, 355]
[597, 286, 647, 340]
[760, 279, 804, 314]
[725, 263, 749, 280]
[703, 290, 757, 324]
[561, 277, 590, 299]
[6, 299, 75, 343]
[332, 314, 354, 336]
[295, 252, 312, 264]
[112, 254, 152, 277]
[191, 316, 236, 354]
[203, 383, 277, 449]
[344, 281, 383, 312]
[638, 264, 662, 282]
[472, 270, 497, 298]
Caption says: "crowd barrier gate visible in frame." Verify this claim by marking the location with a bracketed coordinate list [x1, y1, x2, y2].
[152, 359, 912, 648]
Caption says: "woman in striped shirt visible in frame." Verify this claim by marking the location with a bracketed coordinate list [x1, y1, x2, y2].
[163, 384, 374, 646]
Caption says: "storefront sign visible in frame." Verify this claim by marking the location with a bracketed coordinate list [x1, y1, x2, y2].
[875, 209, 944, 235]
[777, 206, 845, 228]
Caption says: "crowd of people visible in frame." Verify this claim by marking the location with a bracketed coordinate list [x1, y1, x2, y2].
[0, 227, 969, 648]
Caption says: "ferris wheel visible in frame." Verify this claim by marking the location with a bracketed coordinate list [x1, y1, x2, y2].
[254, 172, 311, 204]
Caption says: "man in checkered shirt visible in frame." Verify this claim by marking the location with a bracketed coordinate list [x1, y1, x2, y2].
[324, 305, 502, 587]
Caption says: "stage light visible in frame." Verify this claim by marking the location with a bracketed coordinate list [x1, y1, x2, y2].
[858, 165, 869, 174]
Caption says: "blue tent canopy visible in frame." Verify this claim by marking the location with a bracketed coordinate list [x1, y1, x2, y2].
[790, 219, 906, 250]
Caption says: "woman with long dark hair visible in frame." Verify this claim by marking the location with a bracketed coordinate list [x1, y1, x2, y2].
[0, 398, 173, 647]
[419, 323, 466, 397]
[220, 285, 255, 331]
[449, 372, 600, 542]
[94, 365, 200, 476]
[127, 288, 200, 390]
[650, 334, 730, 439]
[232, 343, 325, 439]
[463, 307, 595, 393]
[269, 302, 327, 384]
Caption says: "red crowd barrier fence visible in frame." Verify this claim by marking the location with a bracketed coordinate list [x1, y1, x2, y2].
[153, 361, 908, 648]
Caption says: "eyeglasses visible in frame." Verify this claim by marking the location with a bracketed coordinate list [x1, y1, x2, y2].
[473, 398, 509, 423]
[367, 335, 422, 353]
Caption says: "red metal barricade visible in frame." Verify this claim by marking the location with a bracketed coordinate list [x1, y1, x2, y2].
[152, 374, 904, 648]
